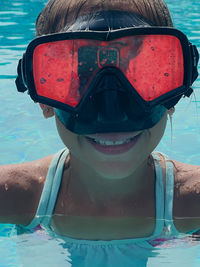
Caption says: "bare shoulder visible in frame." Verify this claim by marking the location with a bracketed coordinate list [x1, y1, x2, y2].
[0, 154, 55, 225]
[171, 159, 200, 232]
[172, 159, 200, 196]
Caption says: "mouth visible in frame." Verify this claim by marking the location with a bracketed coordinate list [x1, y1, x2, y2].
[85, 132, 142, 155]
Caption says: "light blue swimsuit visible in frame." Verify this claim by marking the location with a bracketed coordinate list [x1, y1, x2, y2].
[17, 149, 197, 266]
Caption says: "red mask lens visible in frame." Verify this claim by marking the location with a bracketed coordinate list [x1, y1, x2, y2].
[124, 35, 184, 101]
[32, 35, 184, 107]
[33, 40, 80, 107]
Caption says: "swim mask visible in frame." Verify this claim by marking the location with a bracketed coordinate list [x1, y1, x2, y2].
[16, 11, 199, 134]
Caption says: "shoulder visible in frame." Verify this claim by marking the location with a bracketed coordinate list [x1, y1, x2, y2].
[0, 154, 55, 225]
[172, 159, 200, 199]
[0, 154, 55, 190]
[170, 159, 200, 232]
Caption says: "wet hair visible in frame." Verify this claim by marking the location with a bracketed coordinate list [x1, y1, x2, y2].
[36, 0, 173, 36]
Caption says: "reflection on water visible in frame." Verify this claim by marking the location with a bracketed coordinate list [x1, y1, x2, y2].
[1, 220, 200, 267]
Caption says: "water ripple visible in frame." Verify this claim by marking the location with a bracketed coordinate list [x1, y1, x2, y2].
[0, 11, 27, 15]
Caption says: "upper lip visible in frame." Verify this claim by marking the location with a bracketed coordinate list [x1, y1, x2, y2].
[85, 132, 142, 142]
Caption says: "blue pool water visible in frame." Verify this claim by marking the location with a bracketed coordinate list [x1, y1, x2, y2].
[0, 0, 200, 266]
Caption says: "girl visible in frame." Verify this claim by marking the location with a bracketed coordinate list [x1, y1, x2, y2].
[1, 0, 200, 265]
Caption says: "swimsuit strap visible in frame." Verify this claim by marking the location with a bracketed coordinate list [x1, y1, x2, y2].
[161, 154, 200, 236]
[24, 148, 69, 229]
[151, 152, 165, 236]
[164, 156, 180, 235]
[153, 152, 179, 236]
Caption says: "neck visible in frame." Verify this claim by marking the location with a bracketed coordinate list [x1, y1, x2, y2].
[68, 153, 155, 203]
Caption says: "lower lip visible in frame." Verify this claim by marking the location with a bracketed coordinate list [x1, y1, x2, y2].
[86, 133, 142, 155]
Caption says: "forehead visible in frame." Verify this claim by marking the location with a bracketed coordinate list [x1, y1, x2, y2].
[67, 10, 152, 31]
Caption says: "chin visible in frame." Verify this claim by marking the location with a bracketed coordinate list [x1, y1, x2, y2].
[91, 159, 139, 180]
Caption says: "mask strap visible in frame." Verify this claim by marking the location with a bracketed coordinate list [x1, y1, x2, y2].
[15, 54, 28, 93]
[190, 44, 199, 84]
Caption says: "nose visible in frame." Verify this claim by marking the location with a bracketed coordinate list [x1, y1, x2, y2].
[94, 74, 127, 122]
[95, 90, 127, 122]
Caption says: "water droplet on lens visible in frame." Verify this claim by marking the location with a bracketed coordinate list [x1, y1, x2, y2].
[57, 78, 64, 82]
[40, 78, 46, 84]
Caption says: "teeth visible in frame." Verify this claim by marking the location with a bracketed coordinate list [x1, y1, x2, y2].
[92, 137, 133, 146]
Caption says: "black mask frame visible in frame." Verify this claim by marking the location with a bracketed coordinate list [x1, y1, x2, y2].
[16, 27, 199, 112]
[15, 26, 199, 134]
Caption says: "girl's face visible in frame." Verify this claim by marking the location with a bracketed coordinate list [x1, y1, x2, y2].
[43, 11, 168, 179]
[55, 111, 168, 179]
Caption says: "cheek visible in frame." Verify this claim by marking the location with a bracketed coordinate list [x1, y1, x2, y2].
[55, 115, 93, 162]
[55, 115, 80, 152]
[148, 112, 168, 148]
